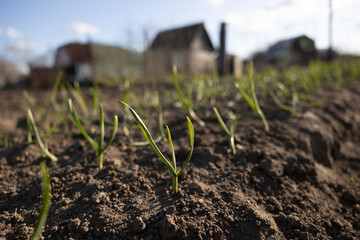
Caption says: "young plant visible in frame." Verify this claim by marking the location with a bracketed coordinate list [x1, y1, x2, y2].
[173, 65, 205, 126]
[119, 79, 132, 136]
[236, 61, 269, 132]
[0, 135, 8, 147]
[31, 162, 51, 240]
[118, 100, 194, 196]
[23, 90, 51, 131]
[90, 82, 100, 117]
[132, 93, 166, 146]
[213, 107, 239, 155]
[66, 81, 89, 118]
[27, 109, 58, 161]
[68, 99, 118, 169]
[269, 89, 298, 117]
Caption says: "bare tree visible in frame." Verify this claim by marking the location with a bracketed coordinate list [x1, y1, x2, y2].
[0, 57, 21, 88]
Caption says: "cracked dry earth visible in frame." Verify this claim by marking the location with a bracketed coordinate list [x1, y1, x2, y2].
[0, 83, 360, 239]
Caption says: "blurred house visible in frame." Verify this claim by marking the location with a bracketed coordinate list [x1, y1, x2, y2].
[267, 35, 317, 67]
[55, 42, 144, 83]
[150, 22, 242, 77]
[151, 23, 215, 76]
[29, 42, 144, 87]
[29, 66, 60, 88]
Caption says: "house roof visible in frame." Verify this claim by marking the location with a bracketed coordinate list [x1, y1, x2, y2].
[55, 42, 143, 66]
[268, 35, 315, 53]
[151, 23, 214, 50]
[56, 43, 91, 64]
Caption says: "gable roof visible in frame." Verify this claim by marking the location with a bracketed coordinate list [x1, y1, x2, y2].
[151, 23, 214, 50]
[269, 35, 315, 53]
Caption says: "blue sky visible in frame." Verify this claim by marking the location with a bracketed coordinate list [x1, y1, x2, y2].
[0, 0, 359, 72]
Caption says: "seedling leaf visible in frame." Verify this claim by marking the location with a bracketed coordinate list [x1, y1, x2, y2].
[31, 162, 51, 240]
[27, 109, 58, 161]
[118, 100, 194, 195]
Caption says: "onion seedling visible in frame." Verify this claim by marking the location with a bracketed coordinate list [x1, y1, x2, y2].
[236, 61, 269, 132]
[0, 135, 8, 147]
[118, 79, 133, 136]
[27, 109, 58, 161]
[66, 81, 89, 118]
[173, 65, 205, 126]
[90, 82, 100, 117]
[269, 89, 298, 117]
[132, 93, 166, 146]
[31, 162, 51, 240]
[118, 100, 194, 196]
[68, 99, 118, 169]
[213, 107, 239, 155]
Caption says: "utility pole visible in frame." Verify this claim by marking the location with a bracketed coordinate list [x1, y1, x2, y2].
[218, 22, 226, 76]
[328, 0, 333, 60]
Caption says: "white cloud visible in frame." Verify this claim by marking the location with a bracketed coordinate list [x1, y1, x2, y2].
[266, 0, 295, 10]
[69, 22, 99, 36]
[226, 0, 326, 34]
[12, 41, 36, 52]
[6, 27, 22, 38]
[224, 0, 332, 57]
[205, 0, 225, 7]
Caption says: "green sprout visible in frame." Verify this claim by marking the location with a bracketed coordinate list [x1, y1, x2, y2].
[269, 78, 323, 117]
[269, 89, 298, 117]
[51, 72, 70, 131]
[132, 93, 166, 146]
[50, 71, 63, 106]
[236, 61, 269, 132]
[213, 107, 239, 155]
[157, 95, 166, 140]
[27, 114, 33, 143]
[118, 100, 194, 196]
[90, 82, 100, 117]
[119, 79, 132, 136]
[0, 135, 8, 147]
[68, 99, 118, 169]
[31, 162, 51, 240]
[27, 109, 58, 161]
[66, 81, 88, 118]
[173, 65, 205, 126]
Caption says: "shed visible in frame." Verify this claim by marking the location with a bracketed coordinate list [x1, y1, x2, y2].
[151, 23, 215, 76]
[267, 35, 316, 67]
[54, 42, 144, 84]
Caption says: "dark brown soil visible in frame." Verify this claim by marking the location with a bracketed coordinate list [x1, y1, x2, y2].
[0, 83, 360, 240]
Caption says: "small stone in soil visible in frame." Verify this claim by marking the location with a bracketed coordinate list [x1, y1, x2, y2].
[166, 206, 176, 214]
[67, 218, 81, 232]
[133, 216, 146, 232]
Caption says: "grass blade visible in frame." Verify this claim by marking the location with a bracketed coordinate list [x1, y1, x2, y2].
[100, 115, 118, 154]
[176, 117, 194, 176]
[99, 104, 105, 150]
[172, 65, 189, 111]
[27, 109, 58, 161]
[213, 107, 231, 136]
[166, 126, 176, 169]
[68, 99, 97, 150]
[31, 162, 51, 240]
[50, 71, 63, 105]
[118, 100, 176, 175]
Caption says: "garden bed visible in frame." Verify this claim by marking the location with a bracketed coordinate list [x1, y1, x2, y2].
[0, 80, 360, 239]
